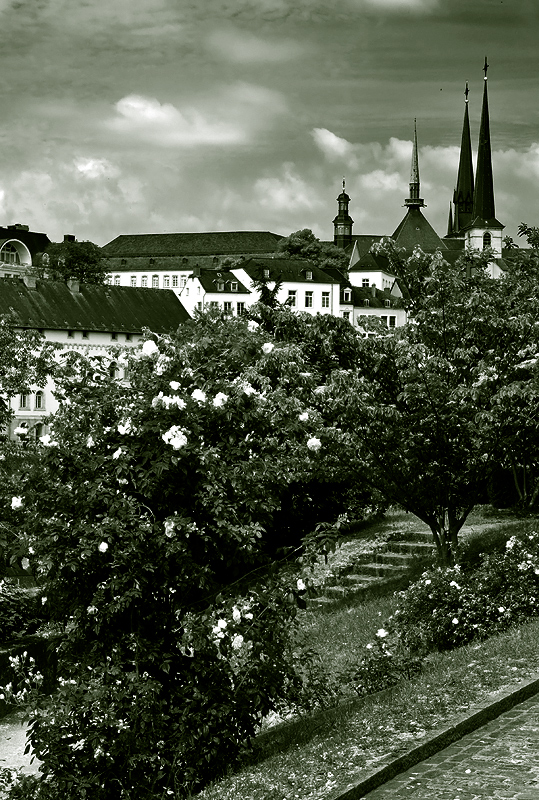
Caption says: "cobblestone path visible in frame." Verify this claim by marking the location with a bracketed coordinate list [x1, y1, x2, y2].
[364, 694, 539, 800]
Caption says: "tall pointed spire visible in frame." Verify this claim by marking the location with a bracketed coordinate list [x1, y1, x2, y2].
[470, 57, 499, 226]
[451, 82, 474, 234]
[405, 120, 425, 207]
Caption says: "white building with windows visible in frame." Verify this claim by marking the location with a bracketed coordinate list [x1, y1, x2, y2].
[0, 276, 189, 440]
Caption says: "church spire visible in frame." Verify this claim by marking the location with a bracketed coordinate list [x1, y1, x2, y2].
[333, 178, 354, 249]
[470, 57, 497, 226]
[405, 120, 425, 208]
[451, 81, 474, 234]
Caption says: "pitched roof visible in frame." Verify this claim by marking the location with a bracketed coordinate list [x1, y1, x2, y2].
[196, 268, 250, 294]
[238, 257, 339, 284]
[102, 231, 284, 258]
[0, 278, 190, 333]
[392, 207, 448, 252]
[349, 251, 395, 275]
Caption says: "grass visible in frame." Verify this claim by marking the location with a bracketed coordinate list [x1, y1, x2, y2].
[197, 508, 539, 800]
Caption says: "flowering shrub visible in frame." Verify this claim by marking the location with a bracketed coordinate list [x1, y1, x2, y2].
[390, 530, 539, 654]
[8, 308, 378, 799]
[345, 628, 421, 697]
[0, 582, 46, 640]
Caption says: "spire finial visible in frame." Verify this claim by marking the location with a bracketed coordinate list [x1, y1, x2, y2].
[483, 56, 489, 79]
[342, 177, 346, 192]
[464, 81, 469, 102]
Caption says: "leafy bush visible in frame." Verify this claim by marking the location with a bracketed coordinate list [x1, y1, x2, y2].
[345, 629, 421, 697]
[0, 583, 45, 641]
[390, 530, 539, 655]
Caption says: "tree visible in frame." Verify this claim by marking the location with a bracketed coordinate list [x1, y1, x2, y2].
[37, 240, 107, 285]
[318, 242, 539, 565]
[277, 228, 349, 273]
[12, 308, 379, 799]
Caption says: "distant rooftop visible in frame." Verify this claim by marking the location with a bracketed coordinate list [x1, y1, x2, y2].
[102, 231, 285, 258]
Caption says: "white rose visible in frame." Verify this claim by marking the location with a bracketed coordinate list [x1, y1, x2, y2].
[297, 578, 306, 592]
[141, 340, 159, 357]
[376, 628, 388, 638]
[247, 320, 259, 331]
[191, 388, 206, 403]
[169, 381, 180, 391]
[298, 412, 309, 422]
[98, 542, 109, 553]
[232, 606, 241, 623]
[232, 634, 244, 650]
[11, 496, 23, 510]
[262, 342, 274, 354]
[213, 392, 228, 407]
[112, 447, 122, 460]
[306, 437, 322, 452]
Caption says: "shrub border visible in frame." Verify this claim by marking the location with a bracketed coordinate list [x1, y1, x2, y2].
[325, 671, 539, 800]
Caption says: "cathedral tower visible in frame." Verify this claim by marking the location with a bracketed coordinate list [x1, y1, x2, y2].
[333, 179, 354, 249]
[448, 83, 475, 236]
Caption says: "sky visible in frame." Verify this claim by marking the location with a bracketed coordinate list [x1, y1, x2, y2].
[0, 0, 538, 246]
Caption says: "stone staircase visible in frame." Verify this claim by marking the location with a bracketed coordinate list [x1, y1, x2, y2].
[307, 530, 436, 611]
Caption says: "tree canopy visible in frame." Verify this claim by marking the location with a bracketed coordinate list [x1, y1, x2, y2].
[277, 228, 349, 273]
[38, 239, 107, 285]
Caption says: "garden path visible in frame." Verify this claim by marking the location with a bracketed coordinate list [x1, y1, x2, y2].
[0, 709, 39, 781]
[363, 693, 539, 799]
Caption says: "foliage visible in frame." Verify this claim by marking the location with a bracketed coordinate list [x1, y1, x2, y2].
[390, 529, 539, 655]
[277, 229, 349, 273]
[318, 242, 539, 564]
[345, 629, 421, 697]
[0, 583, 46, 640]
[36, 240, 106, 285]
[7, 310, 378, 799]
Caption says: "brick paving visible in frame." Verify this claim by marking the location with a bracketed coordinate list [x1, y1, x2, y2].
[363, 694, 539, 799]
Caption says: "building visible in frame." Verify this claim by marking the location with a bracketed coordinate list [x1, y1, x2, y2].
[0, 224, 51, 279]
[334, 61, 508, 285]
[0, 276, 189, 439]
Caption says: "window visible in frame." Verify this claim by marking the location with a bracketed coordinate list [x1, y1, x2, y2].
[109, 361, 120, 379]
[210, 301, 219, 309]
[213, 257, 219, 266]
[363, 299, 370, 307]
[263, 269, 270, 279]
[120, 259, 127, 266]
[196, 302, 203, 311]
[180, 277, 187, 288]
[224, 301, 232, 314]
[305, 291, 313, 308]
[483, 232, 492, 249]
[172, 275, 178, 287]
[288, 290, 296, 307]
[389, 316, 396, 328]
[384, 299, 391, 308]
[152, 275, 159, 288]
[35, 423, 44, 440]
[362, 279, 370, 288]
[19, 393, 29, 409]
[216, 281, 225, 292]
[141, 276, 148, 287]
[182, 257, 189, 265]
[126, 333, 133, 342]
[185, 288, 189, 296]
[380, 316, 388, 326]
[231, 282, 238, 292]
[342, 311, 350, 320]
[67, 330, 75, 339]
[305, 270, 313, 281]
[130, 276, 137, 287]
[163, 275, 170, 288]
[343, 289, 352, 302]
[322, 291, 330, 308]
[111, 332, 118, 341]
[114, 275, 120, 286]
[0, 243, 20, 264]
[149, 258, 155, 266]
[237, 302, 245, 315]
[82, 331, 89, 339]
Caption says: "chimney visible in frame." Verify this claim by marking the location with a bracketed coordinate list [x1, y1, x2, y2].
[67, 278, 80, 292]
[64, 234, 76, 243]
[371, 283, 376, 298]
[193, 265, 201, 277]
[7, 223, 29, 231]
[23, 274, 37, 289]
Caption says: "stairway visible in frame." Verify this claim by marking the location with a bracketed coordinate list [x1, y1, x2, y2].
[307, 530, 435, 611]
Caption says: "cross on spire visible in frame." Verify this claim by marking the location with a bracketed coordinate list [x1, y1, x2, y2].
[483, 56, 489, 79]
[464, 81, 469, 102]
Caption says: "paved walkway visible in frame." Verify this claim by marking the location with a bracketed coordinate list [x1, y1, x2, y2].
[0, 710, 39, 777]
[363, 694, 539, 799]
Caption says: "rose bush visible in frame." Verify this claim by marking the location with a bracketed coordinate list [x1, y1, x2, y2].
[8, 307, 377, 799]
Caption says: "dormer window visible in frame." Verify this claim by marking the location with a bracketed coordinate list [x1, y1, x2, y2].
[263, 269, 270, 279]
[343, 289, 352, 303]
[216, 281, 225, 291]
[384, 299, 391, 308]
[231, 282, 238, 292]
[363, 299, 370, 308]
[305, 270, 313, 280]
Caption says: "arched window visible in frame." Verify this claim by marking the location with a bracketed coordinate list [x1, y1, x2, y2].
[1, 243, 20, 264]
[152, 275, 159, 288]
[483, 232, 492, 249]
[109, 361, 120, 379]
[114, 275, 121, 286]
[35, 391, 44, 410]
[141, 276, 148, 287]
[163, 275, 170, 288]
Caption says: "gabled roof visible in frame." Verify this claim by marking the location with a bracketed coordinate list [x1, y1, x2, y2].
[0, 278, 190, 333]
[102, 231, 284, 258]
[351, 286, 403, 309]
[349, 251, 395, 275]
[392, 207, 448, 252]
[238, 257, 339, 284]
[196, 269, 250, 295]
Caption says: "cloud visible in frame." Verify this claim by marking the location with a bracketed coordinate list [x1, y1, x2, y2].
[255, 163, 324, 212]
[312, 129, 354, 161]
[207, 25, 306, 63]
[74, 158, 120, 180]
[105, 83, 287, 148]
[359, 0, 439, 10]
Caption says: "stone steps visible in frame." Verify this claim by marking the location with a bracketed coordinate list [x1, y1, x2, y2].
[306, 528, 436, 611]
